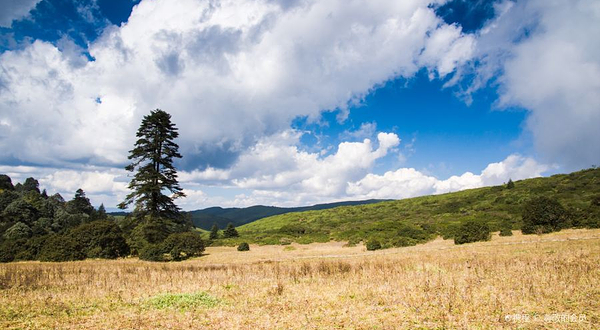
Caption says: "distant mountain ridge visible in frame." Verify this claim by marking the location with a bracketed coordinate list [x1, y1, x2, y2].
[187, 200, 388, 230]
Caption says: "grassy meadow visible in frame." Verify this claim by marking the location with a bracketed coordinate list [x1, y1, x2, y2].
[1, 228, 598, 329]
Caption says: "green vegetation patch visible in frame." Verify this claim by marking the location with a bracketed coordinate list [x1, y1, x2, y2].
[145, 292, 221, 310]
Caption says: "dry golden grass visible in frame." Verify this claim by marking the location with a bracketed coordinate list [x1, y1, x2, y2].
[1, 229, 599, 329]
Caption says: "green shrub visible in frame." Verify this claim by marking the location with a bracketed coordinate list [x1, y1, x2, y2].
[521, 196, 569, 234]
[392, 236, 417, 247]
[139, 244, 166, 262]
[127, 220, 171, 255]
[162, 232, 205, 261]
[366, 239, 381, 251]
[69, 221, 130, 259]
[454, 220, 491, 245]
[279, 224, 307, 235]
[499, 228, 513, 236]
[38, 234, 86, 262]
[237, 242, 250, 251]
[0, 239, 27, 262]
[396, 224, 427, 240]
[14, 236, 47, 261]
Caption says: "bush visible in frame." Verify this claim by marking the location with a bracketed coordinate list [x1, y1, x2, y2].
[521, 196, 569, 234]
[279, 224, 307, 235]
[0, 239, 27, 262]
[162, 232, 205, 261]
[366, 239, 381, 251]
[454, 220, 491, 245]
[14, 236, 47, 261]
[69, 221, 130, 259]
[139, 244, 166, 262]
[38, 234, 85, 262]
[127, 220, 171, 255]
[499, 228, 513, 236]
[392, 236, 417, 247]
[237, 242, 250, 251]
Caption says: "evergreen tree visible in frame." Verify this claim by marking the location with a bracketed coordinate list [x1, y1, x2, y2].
[209, 223, 219, 240]
[68, 189, 94, 215]
[0, 174, 14, 191]
[118, 109, 185, 220]
[506, 178, 515, 189]
[223, 223, 239, 238]
[97, 203, 107, 219]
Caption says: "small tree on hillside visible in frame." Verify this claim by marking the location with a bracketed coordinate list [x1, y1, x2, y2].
[118, 109, 185, 220]
[506, 178, 515, 189]
[209, 223, 219, 240]
[223, 223, 239, 238]
[521, 196, 568, 234]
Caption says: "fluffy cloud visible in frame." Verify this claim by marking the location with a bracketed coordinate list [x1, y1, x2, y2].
[179, 131, 548, 207]
[0, 0, 474, 170]
[181, 130, 400, 205]
[462, 0, 600, 169]
[0, 138, 550, 209]
[0, 0, 41, 27]
[348, 154, 549, 200]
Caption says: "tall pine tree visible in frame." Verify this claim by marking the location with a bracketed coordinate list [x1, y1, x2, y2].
[119, 109, 185, 220]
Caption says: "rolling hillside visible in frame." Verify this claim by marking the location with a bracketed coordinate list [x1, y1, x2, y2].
[211, 168, 600, 246]
[188, 200, 387, 230]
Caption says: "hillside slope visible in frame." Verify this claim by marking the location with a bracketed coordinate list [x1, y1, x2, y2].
[189, 199, 387, 229]
[213, 168, 600, 246]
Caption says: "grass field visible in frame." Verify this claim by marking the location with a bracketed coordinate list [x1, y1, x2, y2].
[1, 229, 599, 329]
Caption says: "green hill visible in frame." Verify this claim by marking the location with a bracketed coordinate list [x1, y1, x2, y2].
[212, 168, 600, 247]
[188, 200, 387, 230]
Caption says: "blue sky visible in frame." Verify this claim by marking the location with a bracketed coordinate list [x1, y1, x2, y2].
[0, 0, 598, 210]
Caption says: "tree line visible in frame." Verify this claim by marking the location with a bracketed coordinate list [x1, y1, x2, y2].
[0, 109, 206, 262]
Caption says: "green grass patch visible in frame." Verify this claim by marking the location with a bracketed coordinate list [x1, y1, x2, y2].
[145, 292, 221, 310]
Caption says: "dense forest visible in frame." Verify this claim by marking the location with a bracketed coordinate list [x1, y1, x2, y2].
[0, 174, 202, 263]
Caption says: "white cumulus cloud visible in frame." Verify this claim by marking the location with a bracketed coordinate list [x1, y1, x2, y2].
[348, 154, 549, 200]
[0, 0, 41, 27]
[0, 0, 474, 170]
[460, 0, 600, 169]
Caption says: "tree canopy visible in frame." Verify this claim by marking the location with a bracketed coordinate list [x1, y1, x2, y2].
[119, 109, 185, 220]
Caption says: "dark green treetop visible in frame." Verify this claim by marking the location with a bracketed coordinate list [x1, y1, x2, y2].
[506, 178, 515, 189]
[68, 189, 94, 215]
[118, 109, 185, 220]
[0, 174, 14, 191]
[223, 222, 239, 238]
[209, 223, 219, 240]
